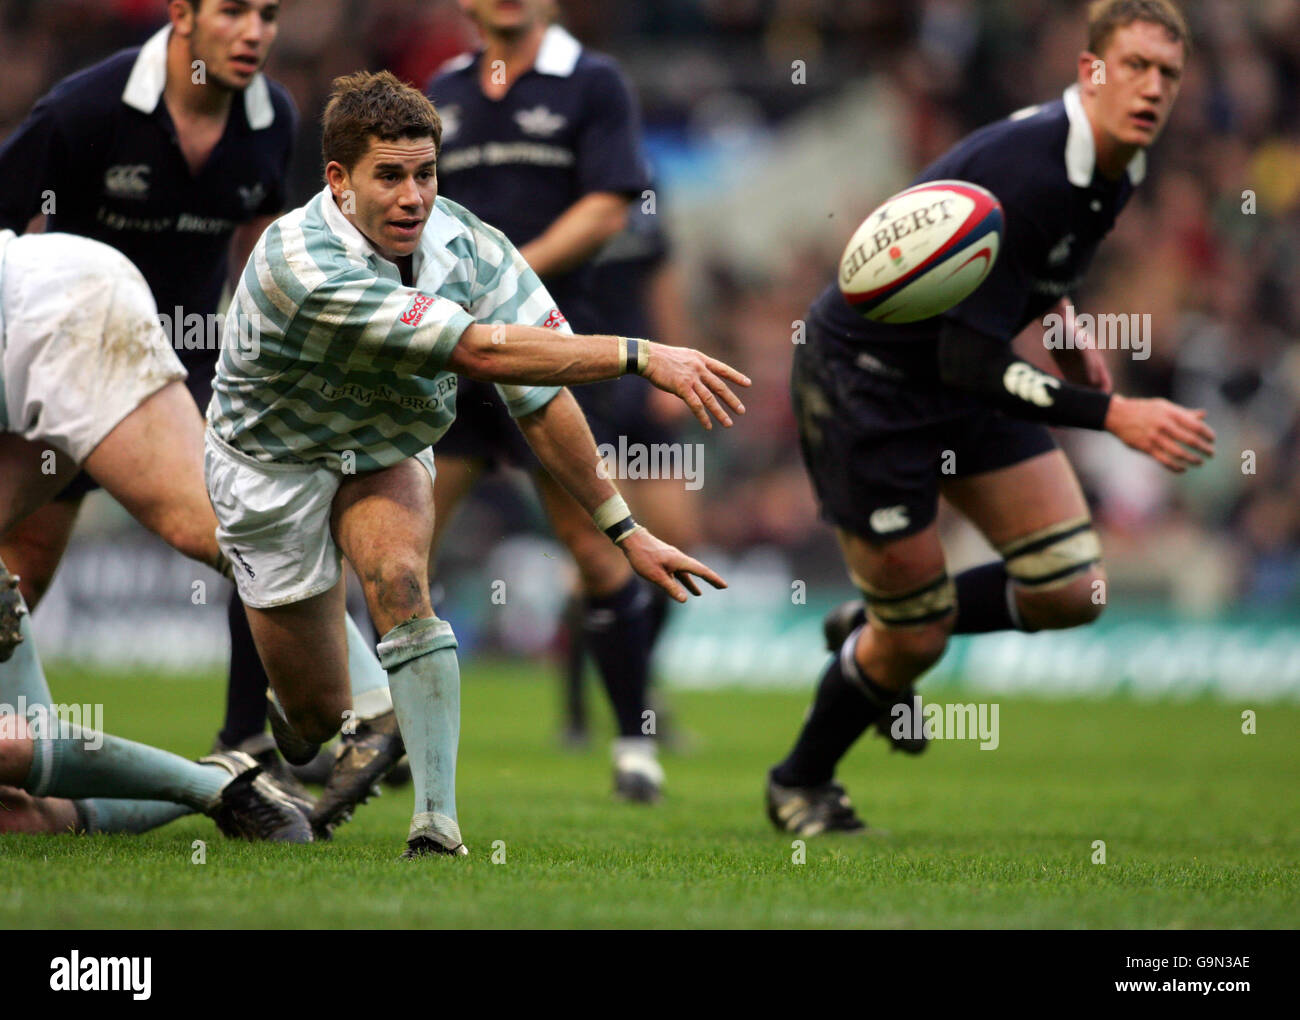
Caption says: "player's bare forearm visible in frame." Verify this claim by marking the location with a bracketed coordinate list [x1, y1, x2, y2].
[516, 391, 728, 603]
[448, 328, 751, 429]
[518, 192, 629, 278]
[515, 390, 618, 515]
[450, 324, 624, 385]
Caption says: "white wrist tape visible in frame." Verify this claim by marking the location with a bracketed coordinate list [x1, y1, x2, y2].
[593, 494, 631, 532]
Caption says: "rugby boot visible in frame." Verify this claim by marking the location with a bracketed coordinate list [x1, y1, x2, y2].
[310, 709, 405, 839]
[200, 750, 313, 843]
[400, 813, 468, 859]
[765, 769, 868, 837]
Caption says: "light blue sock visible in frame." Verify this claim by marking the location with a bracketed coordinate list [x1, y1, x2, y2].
[378, 617, 460, 846]
[1, 610, 53, 707]
[24, 731, 228, 812]
[76, 799, 193, 834]
[6, 601, 226, 814]
[346, 613, 391, 719]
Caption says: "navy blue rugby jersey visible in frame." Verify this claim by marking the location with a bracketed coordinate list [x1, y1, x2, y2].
[427, 24, 649, 333]
[0, 25, 296, 372]
[811, 85, 1145, 382]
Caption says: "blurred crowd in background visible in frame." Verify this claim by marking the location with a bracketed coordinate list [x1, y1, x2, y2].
[2, 0, 1297, 621]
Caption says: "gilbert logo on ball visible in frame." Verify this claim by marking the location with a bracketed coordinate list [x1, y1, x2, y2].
[839, 180, 1003, 323]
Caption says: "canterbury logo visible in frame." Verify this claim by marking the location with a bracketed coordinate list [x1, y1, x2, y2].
[1003, 363, 1060, 407]
[105, 164, 151, 198]
[542, 308, 567, 330]
[869, 505, 910, 534]
[401, 294, 436, 327]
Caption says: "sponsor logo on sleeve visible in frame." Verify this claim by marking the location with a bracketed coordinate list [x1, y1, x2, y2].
[401, 293, 437, 326]
[542, 308, 567, 330]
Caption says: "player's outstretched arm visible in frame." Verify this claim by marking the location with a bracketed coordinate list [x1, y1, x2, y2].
[448, 325, 750, 429]
[938, 320, 1214, 473]
[515, 391, 727, 602]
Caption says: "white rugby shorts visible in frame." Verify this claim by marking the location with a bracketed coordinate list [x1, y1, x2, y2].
[0, 231, 185, 462]
[204, 429, 437, 609]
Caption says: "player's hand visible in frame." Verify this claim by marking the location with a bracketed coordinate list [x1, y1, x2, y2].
[641, 343, 750, 430]
[618, 527, 727, 603]
[646, 384, 693, 425]
[1104, 394, 1216, 473]
[1051, 343, 1113, 393]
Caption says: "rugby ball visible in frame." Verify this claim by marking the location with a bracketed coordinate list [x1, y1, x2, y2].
[838, 180, 1002, 323]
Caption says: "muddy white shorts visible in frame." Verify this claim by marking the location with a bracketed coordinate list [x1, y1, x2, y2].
[0, 230, 185, 462]
[204, 429, 437, 609]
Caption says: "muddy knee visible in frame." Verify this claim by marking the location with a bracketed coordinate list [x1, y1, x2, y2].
[362, 561, 430, 631]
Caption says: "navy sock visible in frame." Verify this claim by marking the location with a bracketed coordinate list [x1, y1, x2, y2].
[220, 590, 269, 747]
[647, 585, 672, 645]
[560, 592, 588, 734]
[952, 562, 1028, 634]
[771, 634, 893, 787]
[584, 577, 654, 739]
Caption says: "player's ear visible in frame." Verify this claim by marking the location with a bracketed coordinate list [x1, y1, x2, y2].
[325, 161, 350, 199]
[168, 0, 197, 35]
[1077, 49, 1102, 97]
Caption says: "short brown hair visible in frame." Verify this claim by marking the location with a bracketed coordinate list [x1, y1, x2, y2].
[321, 71, 443, 173]
[1087, 0, 1190, 57]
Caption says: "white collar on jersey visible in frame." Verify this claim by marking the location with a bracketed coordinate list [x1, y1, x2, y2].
[534, 24, 583, 77]
[441, 22, 584, 78]
[1062, 84, 1146, 188]
[121, 24, 276, 130]
[317, 186, 461, 284]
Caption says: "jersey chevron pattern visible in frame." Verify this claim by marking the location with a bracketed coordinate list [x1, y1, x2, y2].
[208, 188, 563, 471]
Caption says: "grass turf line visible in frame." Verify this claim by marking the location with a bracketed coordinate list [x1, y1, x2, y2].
[1, 661, 1296, 928]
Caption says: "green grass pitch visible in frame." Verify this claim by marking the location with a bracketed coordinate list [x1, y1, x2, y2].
[3, 661, 1297, 929]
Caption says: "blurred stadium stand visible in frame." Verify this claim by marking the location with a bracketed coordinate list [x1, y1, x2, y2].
[4, 0, 1297, 696]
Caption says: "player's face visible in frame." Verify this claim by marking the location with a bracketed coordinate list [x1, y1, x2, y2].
[328, 136, 439, 261]
[182, 0, 280, 91]
[460, 0, 553, 36]
[1085, 20, 1185, 148]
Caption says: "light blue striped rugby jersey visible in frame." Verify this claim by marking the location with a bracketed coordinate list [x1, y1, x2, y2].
[207, 186, 564, 471]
